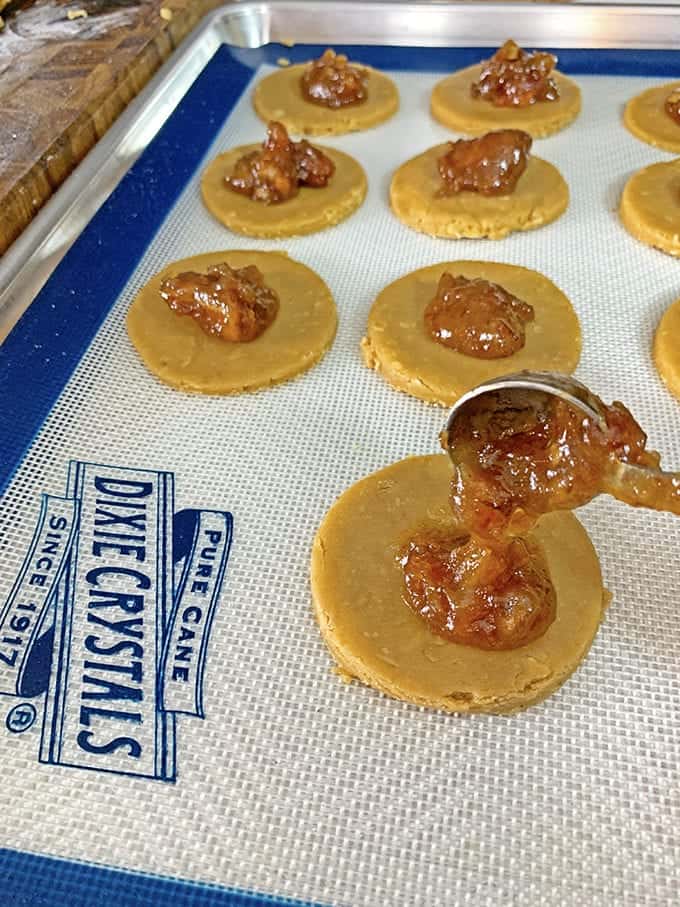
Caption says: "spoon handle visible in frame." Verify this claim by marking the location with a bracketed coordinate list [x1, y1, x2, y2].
[606, 462, 680, 517]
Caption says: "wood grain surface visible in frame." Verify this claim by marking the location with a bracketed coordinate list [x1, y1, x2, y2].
[0, 0, 223, 257]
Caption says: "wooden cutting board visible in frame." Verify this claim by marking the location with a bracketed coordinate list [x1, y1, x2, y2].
[0, 0, 223, 256]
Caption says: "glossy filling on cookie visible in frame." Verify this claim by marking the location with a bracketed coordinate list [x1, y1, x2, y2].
[401, 387, 676, 651]
[362, 262, 579, 405]
[437, 129, 532, 196]
[471, 40, 559, 108]
[623, 84, 680, 154]
[301, 48, 367, 108]
[252, 59, 398, 137]
[127, 250, 337, 394]
[227, 121, 335, 204]
[665, 88, 680, 125]
[159, 262, 279, 342]
[424, 273, 534, 359]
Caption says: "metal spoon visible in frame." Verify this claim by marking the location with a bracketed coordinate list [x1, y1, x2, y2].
[442, 370, 680, 517]
[444, 370, 607, 436]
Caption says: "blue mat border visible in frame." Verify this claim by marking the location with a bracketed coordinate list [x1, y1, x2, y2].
[1, 41, 680, 906]
[257, 43, 680, 76]
[0, 848, 320, 907]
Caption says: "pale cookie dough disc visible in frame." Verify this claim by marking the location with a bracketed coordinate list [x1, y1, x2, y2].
[253, 63, 399, 135]
[127, 251, 337, 394]
[390, 145, 569, 239]
[654, 296, 680, 401]
[201, 145, 367, 238]
[619, 159, 680, 257]
[361, 261, 580, 406]
[624, 82, 680, 153]
[431, 65, 581, 138]
[311, 455, 607, 715]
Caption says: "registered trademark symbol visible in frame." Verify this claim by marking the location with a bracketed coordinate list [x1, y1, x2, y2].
[6, 702, 37, 734]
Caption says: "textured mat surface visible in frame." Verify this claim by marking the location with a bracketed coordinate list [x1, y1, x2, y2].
[1, 64, 679, 906]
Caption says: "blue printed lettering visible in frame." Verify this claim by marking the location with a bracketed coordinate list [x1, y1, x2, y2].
[94, 509, 147, 532]
[86, 566, 150, 589]
[0, 646, 18, 668]
[42, 536, 60, 555]
[0, 522, 72, 669]
[48, 516, 68, 532]
[72, 544, 148, 765]
[79, 706, 142, 725]
[84, 636, 143, 660]
[9, 615, 30, 633]
[83, 659, 143, 682]
[22, 465, 233, 781]
[93, 477, 154, 499]
[91, 541, 146, 560]
[81, 675, 143, 703]
[87, 614, 143, 638]
[88, 589, 145, 613]
[77, 730, 142, 758]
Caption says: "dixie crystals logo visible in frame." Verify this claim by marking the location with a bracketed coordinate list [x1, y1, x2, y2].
[0, 461, 233, 782]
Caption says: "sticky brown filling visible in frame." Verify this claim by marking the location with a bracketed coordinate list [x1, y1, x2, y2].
[471, 39, 560, 108]
[401, 388, 677, 650]
[424, 273, 534, 359]
[300, 48, 367, 108]
[159, 263, 279, 342]
[665, 88, 680, 126]
[227, 121, 335, 204]
[437, 129, 532, 197]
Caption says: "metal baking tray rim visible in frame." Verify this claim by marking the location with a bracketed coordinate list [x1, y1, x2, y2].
[3, 0, 680, 335]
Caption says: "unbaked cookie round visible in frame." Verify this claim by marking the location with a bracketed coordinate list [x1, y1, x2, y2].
[654, 296, 680, 401]
[201, 145, 367, 238]
[619, 158, 680, 257]
[253, 62, 399, 135]
[431, 65, 581, 138]
[361, 261, 580, 406]
[390, 144, 568, 239]
[624, 82, 680, 153]
[127, 251, 337, 394]
[311, 454, 606, 715]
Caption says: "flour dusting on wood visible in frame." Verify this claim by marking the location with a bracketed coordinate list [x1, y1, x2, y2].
[0, 1, 139, 64]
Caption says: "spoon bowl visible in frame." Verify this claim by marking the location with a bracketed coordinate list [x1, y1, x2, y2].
[444, 370, 607, 442]
[442, 370, 680, 518]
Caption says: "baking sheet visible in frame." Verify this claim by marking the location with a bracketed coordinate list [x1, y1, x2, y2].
[5, 2, 680, 329]
[2, 46, 680, 906]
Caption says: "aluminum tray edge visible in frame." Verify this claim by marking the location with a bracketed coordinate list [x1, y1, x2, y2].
[2, 0, 680, 333]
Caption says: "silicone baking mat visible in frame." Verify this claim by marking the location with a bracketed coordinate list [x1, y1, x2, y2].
[1, 44, 680, 906]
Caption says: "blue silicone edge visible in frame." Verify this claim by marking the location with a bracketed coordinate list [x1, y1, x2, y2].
[0, 848, 320, 907]
[1, 44, 680, 907]
[257, 44, 680, 76]
[2, 45, 680, 499]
